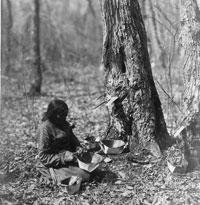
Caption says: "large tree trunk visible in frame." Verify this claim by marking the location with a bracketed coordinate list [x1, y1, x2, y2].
[29, 0, 42, 96]
[101, 0, 172, 158]
[177, 0, 200, 168]
[180, 0, 200, 114]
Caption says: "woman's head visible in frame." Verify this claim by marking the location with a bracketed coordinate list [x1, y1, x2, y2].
[42, 99, 69, 123]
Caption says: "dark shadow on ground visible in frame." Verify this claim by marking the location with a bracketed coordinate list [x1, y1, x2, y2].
[90, 168, 118, 184]
[80, 168, 118, 192]
[0, 171, 20, 184]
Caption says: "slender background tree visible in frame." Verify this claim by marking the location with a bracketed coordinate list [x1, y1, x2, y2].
[5, 0, 13, 75]
[28, 0, 42, 96]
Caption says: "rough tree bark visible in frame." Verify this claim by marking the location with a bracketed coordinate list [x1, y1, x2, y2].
[177, 0, 200, 168]
[101, 0, 172, 158]
[29, 0, 42, 96]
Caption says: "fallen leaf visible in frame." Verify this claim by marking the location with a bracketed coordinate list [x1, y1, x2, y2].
[104, 157, 112, 163]
[115, 180, 122, 185]
[119, 171, 126, 179]
[14, 157, 22, 161]
[144, 164, 152, 169]
[126, 185, 134, 190]
[167, 161, 175, 173]
[121, 190, 132, 197]
[27, 142, 37, 148]
[54, 197, 66, 205]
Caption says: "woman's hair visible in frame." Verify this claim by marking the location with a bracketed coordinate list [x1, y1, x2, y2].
[42, 99, 69, 123]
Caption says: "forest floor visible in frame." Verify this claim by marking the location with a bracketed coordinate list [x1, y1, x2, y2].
[1, 65, 200, 205]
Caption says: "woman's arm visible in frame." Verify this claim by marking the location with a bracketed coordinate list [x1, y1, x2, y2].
[38, 123, 73, 168]
[69, 128, 82, 152]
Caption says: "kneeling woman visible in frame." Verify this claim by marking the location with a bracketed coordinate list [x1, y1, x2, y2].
[37, 99, 90, 185]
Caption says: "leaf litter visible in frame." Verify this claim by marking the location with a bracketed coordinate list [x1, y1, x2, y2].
[1, 66, 200, 205]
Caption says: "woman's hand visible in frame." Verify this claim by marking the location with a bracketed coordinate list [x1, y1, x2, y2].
[63, 151, 74, 162]
[76, 146, 85, 155]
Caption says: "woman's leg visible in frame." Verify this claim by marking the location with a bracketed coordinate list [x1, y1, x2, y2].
[53, 166, 90, 184]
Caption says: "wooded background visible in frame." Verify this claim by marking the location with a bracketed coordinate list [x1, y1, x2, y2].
[1, 0, 186, 132]
[1, 0, 200, 204]
[1, 0, 182, 100]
